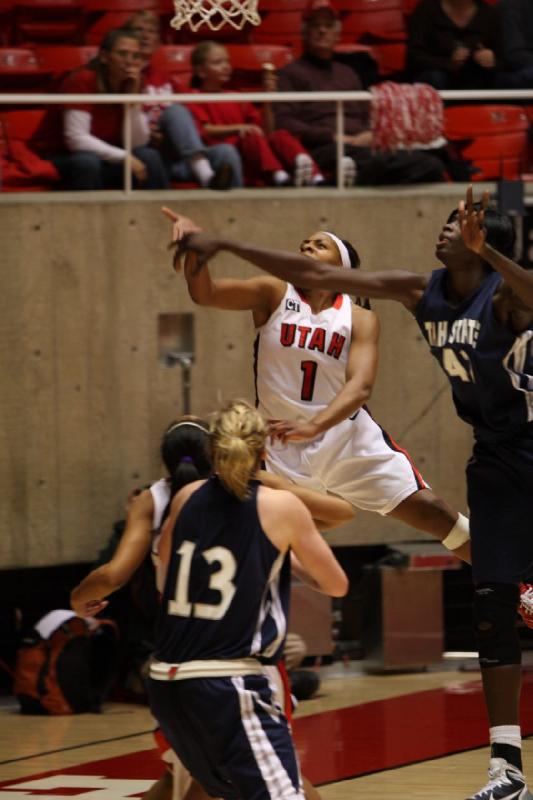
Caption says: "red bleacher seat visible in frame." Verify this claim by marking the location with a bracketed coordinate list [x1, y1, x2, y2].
[340, 6, 406, 43]
[257, 0, 307, 9]
[13, 0, 85, 45]
[0, 109, 58, 191]
[228, 42, 293, 86]
[34, 45, 97, 78]
[371, 41, 406, 75]
[150, 44, 193, 86]
[0, 2, 16, 46]
[84, 1, 157, 45]
[445, 105, 530, 181]
[251, 11, 303, 46]
[0, 46, 53, 90]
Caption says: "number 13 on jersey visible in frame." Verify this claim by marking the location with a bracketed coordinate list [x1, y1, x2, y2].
[169, 540, 237, 621]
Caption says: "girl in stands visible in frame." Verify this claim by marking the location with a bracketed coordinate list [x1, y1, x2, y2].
[188, 41, 324, 187]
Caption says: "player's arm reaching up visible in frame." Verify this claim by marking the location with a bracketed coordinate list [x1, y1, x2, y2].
[162, 207, 285, 327]
[163, 207, 426, 311]
[459, 186, 533, 310]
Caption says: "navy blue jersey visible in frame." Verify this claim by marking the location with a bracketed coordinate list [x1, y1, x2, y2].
[155, 476, 290, 665]
[415, 269, 533, 441]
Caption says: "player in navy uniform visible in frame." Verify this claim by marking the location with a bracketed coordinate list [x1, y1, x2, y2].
[72, 414, 350, 800]
[161, 208, 472, 566]
[147, 400, 348, 800]
[173, 187, 533, 800]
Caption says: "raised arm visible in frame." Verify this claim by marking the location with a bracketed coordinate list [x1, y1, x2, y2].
[71, 490, 154, 617]
[459, 186, 533, 310]
[162, 207, 285, 324]
[180, 233, 428, 311]
[270, 305, 380, 444]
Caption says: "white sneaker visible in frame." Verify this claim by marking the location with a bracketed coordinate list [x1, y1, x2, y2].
[467, 758, 533, 799]
[340, 156, 357, 187]
[293, 153, 314, 187]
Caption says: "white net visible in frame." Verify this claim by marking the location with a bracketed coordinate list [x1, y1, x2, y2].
[171, 0, 261, 31]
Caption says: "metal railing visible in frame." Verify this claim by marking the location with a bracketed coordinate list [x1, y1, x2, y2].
[0, 88, 532, 195]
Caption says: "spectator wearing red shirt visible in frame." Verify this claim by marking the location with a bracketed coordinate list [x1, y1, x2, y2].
[188, 41, 324, 187]
[127, 11, 240, 189]
[52, 28, 168, 190]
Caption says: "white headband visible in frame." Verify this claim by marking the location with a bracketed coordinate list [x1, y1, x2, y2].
[166, 421, 208, 435]
[322, 231, 351, 269]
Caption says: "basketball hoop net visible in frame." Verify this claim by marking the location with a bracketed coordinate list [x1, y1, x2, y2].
[171, 0, 261, 31]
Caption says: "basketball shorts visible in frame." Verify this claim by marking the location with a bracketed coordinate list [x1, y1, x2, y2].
[266, 407, 427, 515]
[148, 673, 304, 800]
[467, 432, 533, 584]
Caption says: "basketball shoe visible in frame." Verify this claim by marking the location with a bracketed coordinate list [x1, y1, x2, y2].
[518, 583, 533, 629]
[467, 758, 533, 799]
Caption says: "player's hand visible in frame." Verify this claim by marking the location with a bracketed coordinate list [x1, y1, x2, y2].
[268, 419, 321, 443]
[458, 185, 489, 254]
[162, 207, 204, 272]
[71, 598, 109, 618]
[174, 232, 222, 272]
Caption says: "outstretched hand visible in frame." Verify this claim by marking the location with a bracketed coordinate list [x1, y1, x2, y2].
[161, 207, 220, 273]
[458, 185, 489, 254]
[71, 598, 109, 619]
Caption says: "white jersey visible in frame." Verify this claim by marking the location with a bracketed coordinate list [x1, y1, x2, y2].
[150, 478, 171, 593]
[255, 283, 353, 422]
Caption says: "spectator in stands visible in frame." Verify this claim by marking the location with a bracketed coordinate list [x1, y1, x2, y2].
[497, 0, 533, 88]
[188, 40, 325, 187]
[126, 11, 241, 189]
[52, 28, 168, 191]
[275, 0, 445, 186]
[406, 0, 502, 90]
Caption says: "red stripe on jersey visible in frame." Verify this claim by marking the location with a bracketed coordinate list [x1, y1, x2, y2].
[294, 288, 344, 311]
[381, 429, 427, 490]
[278, 661, 294, 722]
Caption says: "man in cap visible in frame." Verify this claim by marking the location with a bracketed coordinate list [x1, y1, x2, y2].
[274, 0, 445, 186]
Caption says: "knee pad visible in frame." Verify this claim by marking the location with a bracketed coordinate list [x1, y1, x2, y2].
[473, 583, 521, 668]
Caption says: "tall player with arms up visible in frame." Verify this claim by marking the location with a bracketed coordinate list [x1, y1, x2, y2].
[174, 188, 533, 800]
[162, 208, 471, 563]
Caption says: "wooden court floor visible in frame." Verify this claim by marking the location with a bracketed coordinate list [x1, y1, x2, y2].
[0, 663, 532, 799]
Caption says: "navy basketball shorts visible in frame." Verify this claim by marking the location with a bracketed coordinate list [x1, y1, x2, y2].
[147, 673, 304, 800]
[467, 433, 533, 585]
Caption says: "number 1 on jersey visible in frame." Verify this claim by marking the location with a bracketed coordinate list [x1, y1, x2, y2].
[300, 360, 318, 401]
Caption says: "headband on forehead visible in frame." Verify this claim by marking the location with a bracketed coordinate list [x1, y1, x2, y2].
[323, 232, 351, 269]
[166, 421, 208, 436]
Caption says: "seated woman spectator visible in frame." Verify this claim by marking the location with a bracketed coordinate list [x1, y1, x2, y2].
[498, 0, 533, 88]
[52, 28, 168, 191]
[188, 41, 325, 187]
[407, 0, 502, 90]
[126, 10, 240, 189]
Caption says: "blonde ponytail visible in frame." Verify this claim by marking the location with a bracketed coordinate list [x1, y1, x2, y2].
[210, 400, 266, 500]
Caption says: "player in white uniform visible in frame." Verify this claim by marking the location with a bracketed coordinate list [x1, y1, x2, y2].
[162, 208, 470, 561]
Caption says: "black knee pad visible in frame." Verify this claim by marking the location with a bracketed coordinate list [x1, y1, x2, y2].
[473, 583, 521, 668]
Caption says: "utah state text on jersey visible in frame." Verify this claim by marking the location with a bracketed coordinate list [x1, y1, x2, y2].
[423, 318, 481, 348]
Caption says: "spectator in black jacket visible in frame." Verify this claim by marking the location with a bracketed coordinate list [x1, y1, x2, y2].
[498, 0, 533, 88]
[407, 0, 502, 89]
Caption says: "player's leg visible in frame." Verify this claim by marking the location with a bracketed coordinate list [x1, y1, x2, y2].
[465, 439, 533, 800]
[222, 674, 305, 800]
[386, 488, 471, 563]
[317, 411, 471, 561]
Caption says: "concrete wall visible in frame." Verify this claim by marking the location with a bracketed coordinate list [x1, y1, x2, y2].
[0, 187, 474, 568]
